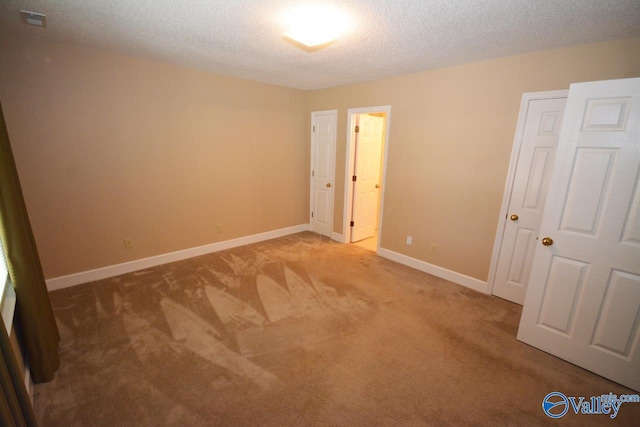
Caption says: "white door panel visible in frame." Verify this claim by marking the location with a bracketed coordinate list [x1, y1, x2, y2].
[493, 98, 566, 304]
[518, 77, 640, 391]
[315, 190, 330, 224]
[310, 112, 336, 237]
[351, 114, 384, 242]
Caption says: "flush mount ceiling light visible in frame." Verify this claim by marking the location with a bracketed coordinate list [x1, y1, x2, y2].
[20, 10, 47, 27]
[281, 4, 352, 51]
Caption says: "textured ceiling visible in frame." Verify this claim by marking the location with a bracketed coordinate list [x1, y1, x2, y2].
[1, 0, 639, 90]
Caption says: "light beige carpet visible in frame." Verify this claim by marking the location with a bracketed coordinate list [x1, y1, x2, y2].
[352, 232, 377, 252]
[35, 232, 639, 426]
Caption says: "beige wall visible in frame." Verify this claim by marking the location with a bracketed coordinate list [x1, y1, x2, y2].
[308, 37, 640, 281]
[0, 35, 309, 278]
[1, 34, 639, 284]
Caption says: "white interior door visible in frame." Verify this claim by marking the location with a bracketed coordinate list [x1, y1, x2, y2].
[310, 111, 336, 238]
[518, 77, 640, 391]
[351, 114, 384, 242]
[493, 97, 566, 304]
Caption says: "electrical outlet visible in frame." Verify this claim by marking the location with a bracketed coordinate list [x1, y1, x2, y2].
[216, 224, 223, 233]
[124, 238, 134, 249]
[406, 235, 412, 245]
[430, 243, 438, 254]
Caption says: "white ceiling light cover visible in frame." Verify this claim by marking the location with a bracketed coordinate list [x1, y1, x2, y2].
[281, 4, 352, 48]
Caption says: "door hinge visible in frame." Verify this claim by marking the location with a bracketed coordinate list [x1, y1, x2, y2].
[352, 175, 357, 181]
[312, 170, 315, 177]
[355, 125, 360, 133]
[350, 221, 354, 227]
[313, 125, 316, 133]
[312, 212, 314, 218]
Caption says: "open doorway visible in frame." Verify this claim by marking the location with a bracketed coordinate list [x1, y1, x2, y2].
[343, 106, 391, 252]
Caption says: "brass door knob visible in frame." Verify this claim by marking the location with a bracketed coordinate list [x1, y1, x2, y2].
[375, 184, 380, 189]
[510, 214, 519, 221]
[326, 183, 331, 188]
[541, 237, 553, 246]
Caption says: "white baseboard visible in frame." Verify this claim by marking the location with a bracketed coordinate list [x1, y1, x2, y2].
[377, 248, 489, 294]
[331, 232, 346, 243]
[46, 224, 310, 291]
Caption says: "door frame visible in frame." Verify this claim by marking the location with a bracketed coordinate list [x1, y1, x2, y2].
[310, 110, 337, 237]
[342, 106, 392, 248]
[487, 90, 568, 296]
